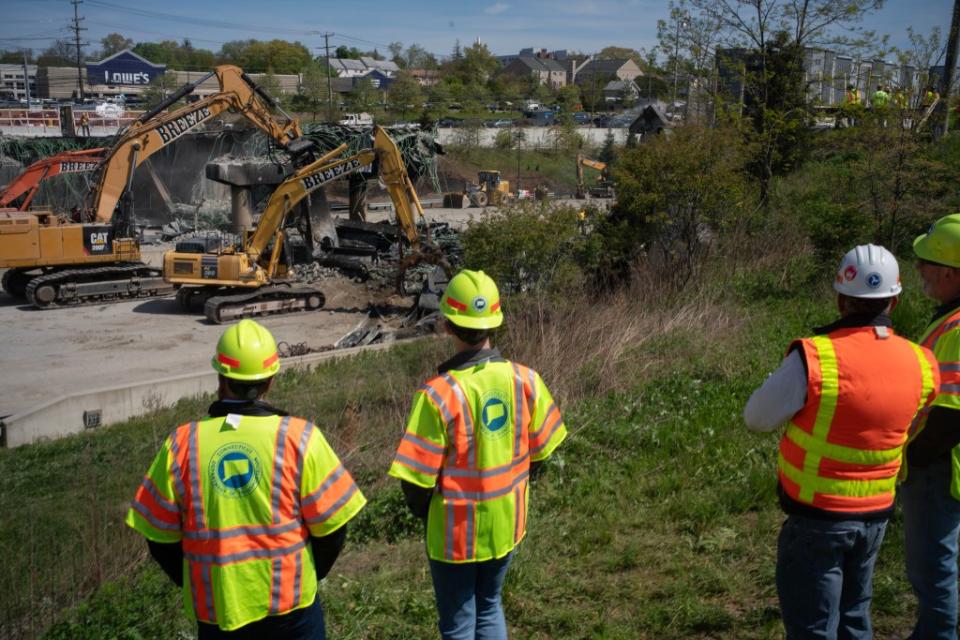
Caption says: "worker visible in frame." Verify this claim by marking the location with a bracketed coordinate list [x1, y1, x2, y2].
[901, 213, 960, 640]
[79, 112, 90, 137]
[388, 269, 567, 639]
[922, 85, 941, 111]
[842, 84, 862, 127]
[125, 319, 366, 639]
[872, 84, 890, 110]
[744, 244, 939, 638]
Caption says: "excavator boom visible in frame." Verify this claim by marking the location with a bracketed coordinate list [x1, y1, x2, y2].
[0, 148, 104, 211]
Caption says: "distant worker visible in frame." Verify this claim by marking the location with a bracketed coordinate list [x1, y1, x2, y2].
[389, 269, 567, 639]
[901, 214, 960, 639]
[872, 84, 890, 109]
[922, 85, 941, 110]
[744, 245, 939, 639]
[126, 319, 366, 639]
[842, 84, 862, 127]
[79, 112, 90, 137]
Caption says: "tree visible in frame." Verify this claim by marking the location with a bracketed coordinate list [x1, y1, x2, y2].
[388, 41, 405, 67]
[100, 33, 133, 58]
[133, 40, 216, 70]
[349, 77, 378, 113]
[140, 72, 183, 110]
[0, 49, 32, 64]
[219, 39, 311, 74]
[598, 130, 617, 164]
[556, 83, 582, 111]
[299, 60, 330, 122]
[387, 70, 424, 119]
[335, 45, 362, 60]
[405, 43, 438, 70]
[37, 40, 77, 67]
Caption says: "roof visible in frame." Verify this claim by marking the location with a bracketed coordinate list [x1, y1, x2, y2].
[514, 56, 565, 73]
[360, 57, 399, 73]
[329, 58, 367, 72]
[89, 48, 166, 69]
[604, 80, 639, 92]
[579, 58, 636, 75]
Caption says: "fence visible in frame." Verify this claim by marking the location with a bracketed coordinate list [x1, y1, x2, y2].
[0, 108, 144, 137]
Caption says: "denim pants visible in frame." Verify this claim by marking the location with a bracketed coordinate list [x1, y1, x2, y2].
[196, 595, 325, 639]
[428, 552, 513, 640]
[776, 514, 887, 640]
[901, 458, 960, 640]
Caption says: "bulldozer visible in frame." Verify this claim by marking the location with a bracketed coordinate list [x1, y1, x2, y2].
[443, 170, 511, 208]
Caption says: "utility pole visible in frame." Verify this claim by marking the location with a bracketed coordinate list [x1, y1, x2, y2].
[324, 32, 334, 122]
[22, 49, 31, 106]
[939, 0, 960, 137]
[671, 13, 688, 112]
[70, 0, 87, 101]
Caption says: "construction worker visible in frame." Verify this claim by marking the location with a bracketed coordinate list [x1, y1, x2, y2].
[125, 319, 366, 639]
[872, 84, 890, 110]
[388, 269, 567, 639]
[902, 213, 960, 640]
[744, 245, 939, 639]
[79, 111, 90, 137]
[842, 84, 862, 127]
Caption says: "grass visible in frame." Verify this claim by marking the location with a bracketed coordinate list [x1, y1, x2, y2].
[440, 146, 585, 193]
[0, 231, 944, 639]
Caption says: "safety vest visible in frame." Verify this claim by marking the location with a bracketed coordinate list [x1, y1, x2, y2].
[777, 326, 938, 513]
[916, 306, 960, 498]
[872, 90, 889, 108]
[846, 90, 860, 105]
[126, 414, 366, 631]
[389, 360, 566, 563]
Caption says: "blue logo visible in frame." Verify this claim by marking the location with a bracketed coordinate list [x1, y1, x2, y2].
[472, 296, 488, 312]
[209, 442, 262, 498]
[866, 272, 883, 289]
[481, 398, 508, 432]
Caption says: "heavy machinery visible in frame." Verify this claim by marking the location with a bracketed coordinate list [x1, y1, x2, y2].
[467, 170, 511, 207]
[0, 148, 104, 212]
[164, 126, 447, 323]
[575, 153, 615, 199]
[0, 65, 314, 308]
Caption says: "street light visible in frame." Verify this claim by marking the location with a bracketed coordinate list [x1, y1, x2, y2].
[671, 13, 689, 114]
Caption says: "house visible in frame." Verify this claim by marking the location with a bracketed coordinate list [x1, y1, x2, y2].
[409, 69, 441, 87]
[575, 58, 644, 86]
[500, 56, 567, 88]
[629, 104, 674, 136]
[360, 57, 399, 76]
[603, 79, 641, 103]
[328, 57, 399, 79]
[354, 69, 394, 91]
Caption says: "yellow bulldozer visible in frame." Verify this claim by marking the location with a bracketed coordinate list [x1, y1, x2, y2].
[443, 170, 511, 208]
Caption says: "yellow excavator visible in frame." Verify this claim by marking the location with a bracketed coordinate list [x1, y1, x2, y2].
[0, 65, 314, 308]
[164, 126, 448, 323]
[575, 153, 615, 199]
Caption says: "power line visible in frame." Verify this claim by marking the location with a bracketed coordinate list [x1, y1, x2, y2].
[70, 0, 87, 100]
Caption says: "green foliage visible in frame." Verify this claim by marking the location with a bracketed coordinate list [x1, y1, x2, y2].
[461, 203, 601, 294]
[386, 71, 425, 120]
[598, 130, 618, 164]
[218, 39, 311, 74]
[348, 486, 422, 545]
[132, 40, 215, 71]
[494, 129, 514, 150]
[98, 33, 133, 59]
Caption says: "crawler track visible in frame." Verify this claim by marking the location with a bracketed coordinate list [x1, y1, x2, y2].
[203, 284, 326, 324]
[23, 263, 173, 309]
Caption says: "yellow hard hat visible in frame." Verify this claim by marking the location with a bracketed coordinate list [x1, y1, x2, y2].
[211, 319, 281, 381]
[914, 213, 960, 268]
[440, 269, 504, 329]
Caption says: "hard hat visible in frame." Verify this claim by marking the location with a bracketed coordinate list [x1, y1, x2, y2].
[439, 269, 504, 329]
[833, 244, 902, 299]
[211, 319, 281, 381]
[914, 213, 960, 268]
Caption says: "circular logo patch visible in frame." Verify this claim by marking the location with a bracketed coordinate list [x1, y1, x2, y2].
[866, 272, 883, 289]
[472, 296, 488, 312]
[843, 265, 858, 282]
[209, 442, 262, 498]
[479, 391, 510, 439]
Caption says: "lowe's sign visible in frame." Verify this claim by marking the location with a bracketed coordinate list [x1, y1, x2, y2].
[86, 49, 165, 86]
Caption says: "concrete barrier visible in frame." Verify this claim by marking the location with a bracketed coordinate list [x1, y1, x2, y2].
[0, 339, 411, 448]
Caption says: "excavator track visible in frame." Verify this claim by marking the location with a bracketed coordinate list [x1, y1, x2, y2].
[203, 285, 325, 324]
[23, 263, 173, 309]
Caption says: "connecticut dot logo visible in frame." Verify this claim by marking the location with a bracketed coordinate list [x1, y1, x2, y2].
[479, 390, 510, 439]
[209, 442, 263, 498]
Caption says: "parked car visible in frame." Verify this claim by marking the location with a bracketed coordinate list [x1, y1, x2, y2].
[593, 115, 612, 128]
[436, 117, 464, 128]
[572, 112, 592, 125]
[485, 118, 516, 128]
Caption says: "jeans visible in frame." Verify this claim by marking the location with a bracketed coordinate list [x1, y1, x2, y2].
[902, 458, 960, 640]
[196, 595, 325, 639]
[429, 552, 513, 640]
[776, 514, 887, 640]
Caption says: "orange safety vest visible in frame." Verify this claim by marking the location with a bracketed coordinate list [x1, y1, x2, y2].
[777, 326, 939, 513]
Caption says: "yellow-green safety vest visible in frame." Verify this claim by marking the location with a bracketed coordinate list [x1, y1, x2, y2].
[916, 306, 960, 499]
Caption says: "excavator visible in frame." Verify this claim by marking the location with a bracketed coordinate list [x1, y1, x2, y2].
[164, 126, 448, 323]
[0, 148, 104, 212]
[575, 153, 615, 199]
[0, 65, 315, 308]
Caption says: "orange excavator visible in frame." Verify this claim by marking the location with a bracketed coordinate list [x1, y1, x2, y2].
[0, 65, 316, 307]
[0, 148, 104, 212]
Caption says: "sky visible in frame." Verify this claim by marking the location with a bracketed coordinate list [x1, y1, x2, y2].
[0, 0, 953, 63]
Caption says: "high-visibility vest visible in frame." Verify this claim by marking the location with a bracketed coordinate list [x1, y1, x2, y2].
[915, 306, 960, 498]
[389, 360, 567, 563]
[126, 414, 366, 631]
[846, 90, 860, 105]
[777, 326, 938, 513]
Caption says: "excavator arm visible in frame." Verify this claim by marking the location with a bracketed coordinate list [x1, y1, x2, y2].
[90, 65, 310, 224]
[373, 126, 424, 246]
[0, 148, 104, 211]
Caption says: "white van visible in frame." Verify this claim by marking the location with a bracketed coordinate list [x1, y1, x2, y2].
[338, 112, 374, 126]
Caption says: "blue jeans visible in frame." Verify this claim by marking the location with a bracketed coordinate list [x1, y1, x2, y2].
[776, 514, 887, 639]
[197, 595, 325, 639]
[429, 553, 513, 640]
[902, 458, 960, 640]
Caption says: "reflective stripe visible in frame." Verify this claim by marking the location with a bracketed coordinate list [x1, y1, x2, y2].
[270, 557, 282, 614]
[183, 520, 300, 540]
[513, 485, 522, 543]
[512, 364, 524, 457]
[305, 482, 358, 525]
[301, 465, 345, 508]
[169, 431, 188, 505]
[941, 363, 960, 372]
[263, 352, 279, 369]
[922, 314, 960, 350]
[443, 469, 530, 501]
[445, 501, 455, 561]
[271, 416, 291, 524]
[202, 564, 215, 623]
[292, 423, 314, 519]
[392, 453, 440, 475]
[531, 403, 559, 438]
[217, 353, 241, 368]
[421, 383, 455, 427]
[293, 550, 303, 608]
[784, 425, 903, 465]
[140, 477, 178, 514]
[131, 499, 180, 531]
[402, 432, 445, 456]
[943, 384, 960, 394]
[444, 452, 529, 478]
[444, 374, 475, 468]
[465, 502, 475, 560]
[779, 453, 897, 496]
[531, 413, 563, 455]
[188, 422, 205, 529]
[445, 296, 467, 311]
[185, 539, 306, 565]
[797, 336, 840, 504]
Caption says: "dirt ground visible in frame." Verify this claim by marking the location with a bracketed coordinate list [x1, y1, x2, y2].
[0, 206, 497, 419]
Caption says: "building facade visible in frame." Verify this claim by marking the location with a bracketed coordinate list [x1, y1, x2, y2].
[0, 63, 38, 101]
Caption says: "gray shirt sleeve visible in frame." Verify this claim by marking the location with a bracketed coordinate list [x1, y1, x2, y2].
[743, 350, 808, 432]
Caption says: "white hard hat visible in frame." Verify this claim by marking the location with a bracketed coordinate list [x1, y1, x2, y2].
[833, 244, 902, 299]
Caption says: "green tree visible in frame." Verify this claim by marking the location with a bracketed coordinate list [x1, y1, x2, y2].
[299, 60, 331, 121]
[387, 70, 425, 119]
[100, 33, 133, 58]
[140, 73, 183, 109]
[335, 45, 363, 60]
[405, 44, 438, 70]
[0, 49, 32, 64]
[349, 77, 378, 112]
[556, 83, 582, 111]
[37, 40, 77, 66]
[219, 39, 311, 74]
[598, 130, 617, 164]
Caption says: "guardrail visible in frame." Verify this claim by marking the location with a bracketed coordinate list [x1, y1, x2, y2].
[0, 107, 145, 137]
